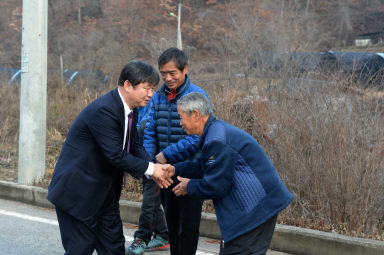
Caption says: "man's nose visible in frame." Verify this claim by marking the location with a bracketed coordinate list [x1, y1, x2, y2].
[164, 74, 172, 81]
[148, 89, 154, 98]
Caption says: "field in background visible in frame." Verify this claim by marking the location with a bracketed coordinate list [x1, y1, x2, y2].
[1, 0, 384, 243]
[1, 66, 383, 241]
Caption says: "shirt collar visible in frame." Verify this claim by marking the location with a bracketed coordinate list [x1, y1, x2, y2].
[118, 87, 132, 116]
[118, 87, 133, 149]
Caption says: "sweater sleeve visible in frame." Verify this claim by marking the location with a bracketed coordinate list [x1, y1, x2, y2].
[187, 140, 236, 200]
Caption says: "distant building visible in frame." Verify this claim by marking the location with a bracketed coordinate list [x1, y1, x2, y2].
[355, 31, 384, 47]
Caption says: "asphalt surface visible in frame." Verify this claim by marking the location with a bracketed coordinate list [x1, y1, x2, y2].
[0, 198, 290, 255]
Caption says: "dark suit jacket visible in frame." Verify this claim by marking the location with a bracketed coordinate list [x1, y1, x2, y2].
[47, 88, 150, 221]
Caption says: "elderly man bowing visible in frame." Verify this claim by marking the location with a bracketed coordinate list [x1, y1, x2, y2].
[170, 92, 293, 255]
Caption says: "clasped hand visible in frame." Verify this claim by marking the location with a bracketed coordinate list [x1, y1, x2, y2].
[172, 176, 190, 196]
[151, 164, 190, 194]
[152, 164, 175, 188]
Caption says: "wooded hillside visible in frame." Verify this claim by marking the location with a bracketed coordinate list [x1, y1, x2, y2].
[1, 0, 384, 78]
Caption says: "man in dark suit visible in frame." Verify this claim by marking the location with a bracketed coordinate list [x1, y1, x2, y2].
[47, 60, 173, 255]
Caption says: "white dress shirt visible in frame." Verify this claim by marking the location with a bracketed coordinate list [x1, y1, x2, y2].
[118, 88, 154, 176]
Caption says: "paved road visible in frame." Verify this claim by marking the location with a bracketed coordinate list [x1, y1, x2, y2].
[0, 198, 289, 255]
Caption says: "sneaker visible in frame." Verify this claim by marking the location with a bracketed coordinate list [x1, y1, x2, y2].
[125, 238, 146, 255]
[145, 235, 170, 251]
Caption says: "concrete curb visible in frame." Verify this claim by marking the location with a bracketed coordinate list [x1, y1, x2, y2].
[0, 180, 54, 209]
[1, 180, 384, 255]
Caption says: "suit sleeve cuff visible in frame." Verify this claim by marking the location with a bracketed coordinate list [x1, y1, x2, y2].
[144, 162, 154, 178]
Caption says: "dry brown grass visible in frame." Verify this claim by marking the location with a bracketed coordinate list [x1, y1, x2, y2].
[0, 84, 19, 181]
[199, 72, 384, 241]
[1, 70, 384, 241]
[267, 77, 384, 240]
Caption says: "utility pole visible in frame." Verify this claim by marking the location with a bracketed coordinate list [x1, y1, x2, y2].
[18, 0, 48, 184]
[60, 54, 64, 87]
[78, 0, 82, 25]
[306, 0, 310, 15]
[170, 3, 182, 50]
[177, 3, 182, 50]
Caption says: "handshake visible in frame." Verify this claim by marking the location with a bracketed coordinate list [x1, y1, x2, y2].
[151, 163, 190, 196]
[151, 163, 176, 189]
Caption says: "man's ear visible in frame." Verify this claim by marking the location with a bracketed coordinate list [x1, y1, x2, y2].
[192, 109, 200, 120]
[183, 65, 188, 74]
[123, 80, 134, 93]
[124, 80, 133, 89]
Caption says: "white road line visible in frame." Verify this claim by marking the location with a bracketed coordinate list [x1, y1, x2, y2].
[0, 209, 216, 254]
[124, 235, 134, 242]
[0, 209, 59, 225]
[0, 209, 133, 241]
[196, 251, 216, 255]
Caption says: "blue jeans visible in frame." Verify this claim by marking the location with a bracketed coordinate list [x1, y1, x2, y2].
[134, 177, 168, 243]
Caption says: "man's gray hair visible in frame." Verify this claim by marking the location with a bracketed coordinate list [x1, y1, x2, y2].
[178, 92, 212, 116]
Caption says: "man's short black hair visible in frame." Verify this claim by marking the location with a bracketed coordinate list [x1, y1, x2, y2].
[158, 47, 188, 72]
[118, 60, 159, 87]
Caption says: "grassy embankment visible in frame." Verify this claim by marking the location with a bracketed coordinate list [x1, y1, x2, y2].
[0, 69, 383, 241]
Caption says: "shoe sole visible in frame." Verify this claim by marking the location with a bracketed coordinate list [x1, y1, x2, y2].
[125, 251, 144, 255]
[145, 243, 170, 251]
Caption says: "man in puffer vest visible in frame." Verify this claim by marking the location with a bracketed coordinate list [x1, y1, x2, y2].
[142, 48, 210, 255]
